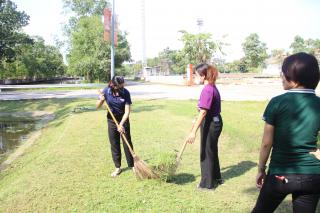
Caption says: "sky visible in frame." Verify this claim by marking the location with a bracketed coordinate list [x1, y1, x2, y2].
[13, 0, 320, 62]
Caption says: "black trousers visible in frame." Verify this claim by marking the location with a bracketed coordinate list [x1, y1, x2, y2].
[199, 115, 223, 189]
[252, 174, 320, 213]
[107, 118, 134, 168]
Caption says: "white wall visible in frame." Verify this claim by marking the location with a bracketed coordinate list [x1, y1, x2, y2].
[145, 75, 186, 85]
[263, 64, 281, 76]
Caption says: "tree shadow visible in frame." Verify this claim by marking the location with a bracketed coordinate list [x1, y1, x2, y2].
[243, 186, 259, 194]
[221, 160, 257, 181]
[167, 173, 196, 185]
[131, 104, 163, 113]
[72, 106, 96, 113]
[0, 98, 95, 129]
[121, 167, 133, 173]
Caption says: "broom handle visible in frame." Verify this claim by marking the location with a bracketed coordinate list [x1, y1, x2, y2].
[101, 98, 136, 157]
[176, 119, 196, 160]
[176, 140, 188, 160]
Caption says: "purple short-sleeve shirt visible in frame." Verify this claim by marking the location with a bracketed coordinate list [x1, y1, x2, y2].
[198, 84, 221, 116]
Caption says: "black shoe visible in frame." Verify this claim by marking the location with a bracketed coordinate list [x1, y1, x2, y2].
[196, 184, 214, 191]
[217, 179, 225, 185]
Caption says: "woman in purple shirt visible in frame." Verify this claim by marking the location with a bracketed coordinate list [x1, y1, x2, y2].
[186, 63, 223, 190]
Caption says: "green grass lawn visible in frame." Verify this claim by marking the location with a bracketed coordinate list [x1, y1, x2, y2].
[0, 99, 317, 212]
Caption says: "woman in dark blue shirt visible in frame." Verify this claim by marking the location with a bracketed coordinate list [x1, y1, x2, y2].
[96, 76, 134, 177]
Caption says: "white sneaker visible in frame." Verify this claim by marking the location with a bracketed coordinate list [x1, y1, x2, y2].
[111, 168, 122, 177]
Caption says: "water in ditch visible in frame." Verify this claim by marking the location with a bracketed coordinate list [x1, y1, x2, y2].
[0, 119, 36, 162]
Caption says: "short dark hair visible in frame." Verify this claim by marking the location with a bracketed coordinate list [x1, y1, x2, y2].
[195, 63, 209, 73]
[282, 52, 320, 89]
[108, 76, 125, 91]
[195, 63, 219, 84]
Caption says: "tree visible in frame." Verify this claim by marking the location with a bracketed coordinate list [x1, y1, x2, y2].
[0, 0, 32, 62]
[147, 57, 160, 68]
[242, 33, 268, 69]
[179, 30, 222, 65]
[24, 37, 65, 78]
[290, 35, 320, 55]
[62, 0, 109, 38]
[67, 16, 131, 82]
[290, 35, 308, 53]
[309, 39, 320, 61]
[289, 36, 320, 62]
[115, 63, 135, 77]
[212, 57, 227, 73]
[132, 61, 143, 77]
[114, 32, 132, 67]
[63, 0, 109, 17]
[270, 49, 287, 64]
[158, 47, 186, 74]
[225, 58, 248, 73]
[63, 0, 131, 82]
[271, 49, 285, 58]
[0, 37, 65, 79]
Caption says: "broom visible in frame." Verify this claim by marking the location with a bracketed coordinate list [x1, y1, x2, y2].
[159, 119, 196, 175]
[154, 139, 188, 177]
[99, 91, 159, 179]
[175, 139, 189, 169]
[174, 117, 198, 170]
[153, 136, 190, 177]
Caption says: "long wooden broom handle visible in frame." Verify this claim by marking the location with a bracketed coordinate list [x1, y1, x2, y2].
[100, 94, 136, 157]
[176, 140, 188, 160]
[176, 120, 196, 160]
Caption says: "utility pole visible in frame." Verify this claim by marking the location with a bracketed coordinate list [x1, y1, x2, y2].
[141, 0, 147, 79]
[110, 0, 115, 79]
[196, 18, 204, 63]
[196, 18, 203, 33]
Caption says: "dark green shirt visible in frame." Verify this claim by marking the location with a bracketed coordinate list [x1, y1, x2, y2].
[263, 89, 320, 175]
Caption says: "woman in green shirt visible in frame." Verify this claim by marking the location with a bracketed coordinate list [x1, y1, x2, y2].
[252, 52, 320, 213]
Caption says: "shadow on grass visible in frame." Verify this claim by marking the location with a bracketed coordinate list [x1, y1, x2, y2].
[0, 98, 96, 129]
[131, 104, 163, 113]
[167, 173, 196, 185]
[243, 186, 259, 194]
[221, 160, 256, 182]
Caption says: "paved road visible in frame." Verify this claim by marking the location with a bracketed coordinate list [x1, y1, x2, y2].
[0, 80, 319, 101]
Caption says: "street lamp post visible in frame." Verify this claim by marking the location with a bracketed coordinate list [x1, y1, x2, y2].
[141, 0, 147, 79]
[196, 18, 203, 32]
[110, 0, 115, 79]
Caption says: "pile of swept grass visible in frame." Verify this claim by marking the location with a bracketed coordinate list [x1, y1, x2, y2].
[150, 152, 178, 181]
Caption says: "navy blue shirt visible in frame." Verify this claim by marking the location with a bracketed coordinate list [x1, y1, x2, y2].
[101, 87, 132, 117]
